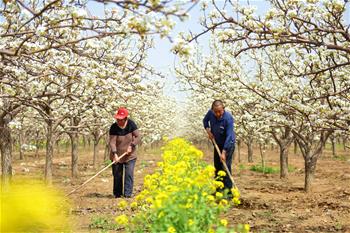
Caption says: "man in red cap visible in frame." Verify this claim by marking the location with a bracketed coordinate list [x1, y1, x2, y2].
[109, 107, 141, 198]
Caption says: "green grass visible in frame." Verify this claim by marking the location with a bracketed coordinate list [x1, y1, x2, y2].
[103, 159, 113, 166]
[140, 160, 149, 168]
[89, 216, 119, 231]
[333, 155, 348, 161]
[239, 164, 246, 171]
[324, 142, 348, 151]
[250, 164, 296, 174]
[250, 165, 279, 174]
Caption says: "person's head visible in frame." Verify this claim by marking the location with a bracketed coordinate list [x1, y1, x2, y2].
[211, 100, 225, 119]
[114, 107, 128, 126]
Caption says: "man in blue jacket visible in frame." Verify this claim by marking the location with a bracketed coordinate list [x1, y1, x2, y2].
[203, 100, 236, 194]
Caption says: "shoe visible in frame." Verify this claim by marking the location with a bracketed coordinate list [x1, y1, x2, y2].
[114, 195, 122, 198]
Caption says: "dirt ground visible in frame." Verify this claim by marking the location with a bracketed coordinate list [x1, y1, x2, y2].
[10, 144, 350, 233]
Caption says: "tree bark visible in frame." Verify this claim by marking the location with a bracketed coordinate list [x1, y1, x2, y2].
[0, 119, 13, 186]
[19, 132, 24, 160]
[304, 156, 317, 192]
[82, 136, 87, 148]
[271, 127, 293, 179]
[104, 134, 110, 161]
[259, 144, 266, 173]
[293, 139, 298, 155]
[55, 139, 60, 154]
[93, 141, 98, 168]
[280, 146, 289, 179]
[35, 130, 40, 158]
[294, 131, 331, 192]
[331, 136, 336, 157]
[70, 133, 79, 178]
[45, 120, 54, 184]
[69, 117, 80, 178]
[247, 140, 253, 163]
[237, 140, 241, 163]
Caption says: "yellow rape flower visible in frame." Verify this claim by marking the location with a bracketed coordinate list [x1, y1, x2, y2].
[1, 179, 71, 232]
[115, 214, 128, 225]
[244, 224, 250, 232]
[231, 187, 240, 198]
[204, 165, 216, 177]
[219, 199, 228, 206]
[214, 181, 224, 189]
[220, 219, 228, 227]
[117, 200, 128, 210]
[215, 192, 223, 199]
[208, 227, 215, 233]
[233, 197, 241, 205]
[207, 195, 215, 201]
[188, 219, 194, 226]
[167, 226, 176, 233]
[218, 170, 226, 177]
[130, 201, 138, 210]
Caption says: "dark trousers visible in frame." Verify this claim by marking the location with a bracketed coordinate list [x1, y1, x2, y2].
[214, 145, 235, 190]
[112, 159, 136, 197]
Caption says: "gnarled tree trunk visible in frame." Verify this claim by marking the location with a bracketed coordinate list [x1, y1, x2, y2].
[0, 118, 13, 186]
[247, 139, 253, 163]
[45, 120, 54, 184]
[294, 131, 331, 192]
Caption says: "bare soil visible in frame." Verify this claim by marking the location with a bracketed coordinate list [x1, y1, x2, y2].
[10, 145, 350, 233]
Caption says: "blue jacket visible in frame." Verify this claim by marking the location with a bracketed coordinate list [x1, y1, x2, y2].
[203, 110, 236, 151]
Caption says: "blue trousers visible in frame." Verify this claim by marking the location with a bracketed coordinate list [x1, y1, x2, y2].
[112, 159, 136, 197]
[214, 145, 235, 190]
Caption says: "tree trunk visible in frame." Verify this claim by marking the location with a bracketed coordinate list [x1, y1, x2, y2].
[35, 131, 40, 158]
[104, 134, 109, 161]
[294, 131, 331, 192]
[293, 139, 298, 155]
[93, 140, 98, 169]
[0, 119, 13, 186]
[82, 136, 87, 148]
[271, 127, 293, 179]
[331, 136, 336, 157]
[343, 137, 347, 151]
[45, 121, 54, 184]
[70, 133, 79, 178]
[56, 139, 60, 154]
[104, 142, 109, 161]
[247, 141, 253, 163]
[259, 144, 266, 173]
[280, 146, 289, 179]
[304, 156, 317, 192]
[237, 140, 241, 163]
[65, 140, 69, 152]
[19, 132, 24, 160]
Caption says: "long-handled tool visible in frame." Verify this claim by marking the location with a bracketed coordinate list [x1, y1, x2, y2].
[210, 138, 239, 191]
[66, 152, 127, 196]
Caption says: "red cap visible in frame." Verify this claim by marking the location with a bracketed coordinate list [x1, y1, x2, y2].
[114, 107, 128, 119]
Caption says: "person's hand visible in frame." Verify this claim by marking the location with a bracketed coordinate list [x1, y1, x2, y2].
[127, 145, 133, 154]
[206, 128, 214, 140]
[113, 153, 120, 163]
[220, 150, 227, 162]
